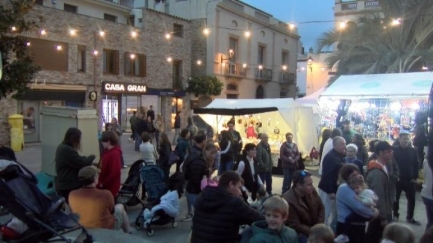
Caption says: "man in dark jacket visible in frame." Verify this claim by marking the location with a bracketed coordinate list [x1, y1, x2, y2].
[181, 131, 207, 222]
[192, 171, 264, 243]
[318, 136, 345, 231]
[228, 120, 242, 159]
[256, 133, 273, 195]
[392, 131, 421, 225]
[283, 170, 324, 242]
[366, 141, 394, 243]
[280, 132, 300, 193]
[135, 114, 148, 151]
[173, 111, 181, 145]
[147, 105, 155, 121]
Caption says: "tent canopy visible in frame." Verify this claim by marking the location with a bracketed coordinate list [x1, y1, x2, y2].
[195, 98, 317, 154]
[321, 72, 433, 99]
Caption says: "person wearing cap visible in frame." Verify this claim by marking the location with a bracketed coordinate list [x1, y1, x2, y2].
[365, 141, 394, 243]
[283, 170, 324, 243]
[68, 166, 131, 233]
[392, 131, 421, 225]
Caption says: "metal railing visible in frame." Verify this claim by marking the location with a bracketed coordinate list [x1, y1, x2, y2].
[365, 1, 380, 9]
[341, 2, 358, 10]
[280, 72, 295, 84]
[173, 76, 184, 90]
[254, 68, 273, 81]
[223, 63, 248, 77]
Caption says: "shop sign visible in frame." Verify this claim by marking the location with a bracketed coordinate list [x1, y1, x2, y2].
[102, 82, 147, 94]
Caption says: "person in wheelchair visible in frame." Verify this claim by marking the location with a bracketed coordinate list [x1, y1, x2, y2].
[69, 166, 132, 234]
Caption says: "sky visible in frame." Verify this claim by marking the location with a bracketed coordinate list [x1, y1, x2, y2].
[243, 0, 335, 51]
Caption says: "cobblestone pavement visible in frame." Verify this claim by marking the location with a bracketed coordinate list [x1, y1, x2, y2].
[1, 131, 428, 242]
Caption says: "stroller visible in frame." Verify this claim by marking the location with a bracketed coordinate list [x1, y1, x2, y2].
[0, 159, 92, 243]
[135, 163, 184, 236]
[115, 160, 145, 208]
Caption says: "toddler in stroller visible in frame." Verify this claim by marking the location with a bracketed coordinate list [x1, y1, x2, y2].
[0, 159, 92, 243]
[135, 162, 184, 236]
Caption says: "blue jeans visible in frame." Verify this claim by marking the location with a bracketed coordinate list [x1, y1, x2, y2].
[258, 172, 272, 195]
[298, 234, 308, 243]
[422, 196, 433, 231]
[218, 161, 234, 175]
[282, 168, 295, 194]
[135, 134, 142, 151]
[186, 192, 198, 215]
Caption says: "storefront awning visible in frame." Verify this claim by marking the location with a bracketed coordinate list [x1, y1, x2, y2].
[321, 72, 433, 99]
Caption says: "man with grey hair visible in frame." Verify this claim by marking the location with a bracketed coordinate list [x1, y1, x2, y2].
[318, 136, 346, 231]
[345, 143, 364, 175]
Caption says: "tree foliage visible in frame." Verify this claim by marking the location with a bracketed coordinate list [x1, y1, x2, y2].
[0, 0, 40, 99]
[186, 76, 223, 97]
[316, 0, 433, 76]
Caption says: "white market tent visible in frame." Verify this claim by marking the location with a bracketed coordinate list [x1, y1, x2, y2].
[194, 98, 316, 154]
[297, 87, 324, 114]
[321, 72, 433, 99]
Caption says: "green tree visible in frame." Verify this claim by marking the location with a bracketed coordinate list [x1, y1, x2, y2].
[0, 0, 40, 99]
[316, 0, 433, 76]
[186, 76, 223, 97]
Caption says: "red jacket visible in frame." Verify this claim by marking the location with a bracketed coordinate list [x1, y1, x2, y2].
[97, 145, 121, 197]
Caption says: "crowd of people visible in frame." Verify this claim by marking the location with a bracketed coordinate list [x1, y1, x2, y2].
[2, 110, 433, 243]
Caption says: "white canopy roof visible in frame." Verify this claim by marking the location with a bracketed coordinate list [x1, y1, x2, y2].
[321, 72, 433, 99]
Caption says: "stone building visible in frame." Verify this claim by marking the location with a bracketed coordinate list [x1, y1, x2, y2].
[142, 0, 300, 105]
[0, 0, 192, 144]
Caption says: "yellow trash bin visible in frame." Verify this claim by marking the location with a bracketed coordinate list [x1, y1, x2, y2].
[8, 114, 24, 152]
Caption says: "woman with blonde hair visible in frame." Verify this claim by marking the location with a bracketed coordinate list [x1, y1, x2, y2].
[381, 223, 415, 243]
[154, 114, 165, 145]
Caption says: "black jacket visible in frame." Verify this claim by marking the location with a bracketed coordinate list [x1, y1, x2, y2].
[184, 146, 207, 194]
[191, 186, 264, 243]
[174, 115, 181, 129]
[136, 119, 148, 137]
[158, 142, 171, 166]
[392, 145, 419, 180]
[318, 149, 344, 194]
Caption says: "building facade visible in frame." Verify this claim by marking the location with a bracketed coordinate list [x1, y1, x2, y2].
[0, 0, 192, 144]
[142, 0, 300, 104]
[334, 0, 381, 26]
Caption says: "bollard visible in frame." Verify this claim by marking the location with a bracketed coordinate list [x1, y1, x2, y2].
[8, 114, 24, 152]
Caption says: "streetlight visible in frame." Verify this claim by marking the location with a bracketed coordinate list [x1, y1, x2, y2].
[69, 29, 77, 36]
[131, 31, 138, 38]
[307, 56, 313, 72]
[196, 60, 202, 65]
[244, 31, 251, 38]
[220, 49, 234, 64]
[99, 31, 105, 37]
[203, 28, 210, 36]
[339, 22, 347, 30]
[282, 65, 287, 71]
[167, 57, 173, 63]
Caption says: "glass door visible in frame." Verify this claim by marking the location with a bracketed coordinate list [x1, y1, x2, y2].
[102, 96, 119, 129]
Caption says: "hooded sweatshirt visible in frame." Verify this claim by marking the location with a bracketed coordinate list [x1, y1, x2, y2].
[249, 220, 298, 243]
[366, 160, 393, 222]
[191, 186, 264, 243]
[98, 145, 122, 197]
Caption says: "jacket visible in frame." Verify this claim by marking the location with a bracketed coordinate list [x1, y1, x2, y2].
[191, 186, 264, 243]
[184, 146, 207, 194]
[366, 160, 393, 223]
[280, 142, 300, 170]
[368, 153, 399, 201]
[249, 220, 298, 243]
[97, 145, 121, 197]
[55, 143, 94, 191]
[136, 118, 148, 137]
[392, 145, 418, 180]
[175, 137, 190, 161]
[283, 188, 324, 236]
[318, 149, 344, 194]
[158, 142, 171, 165]
[174, 115, 181, 129]
[229, 130, 243, 155]
[219, 139, 235, 163]
[154, 120, 164, 132]
[342, 129, 356, 144]
[239, 156, 260, 199]
[256, 142, 273, 173]
[344, 157, 364, 175]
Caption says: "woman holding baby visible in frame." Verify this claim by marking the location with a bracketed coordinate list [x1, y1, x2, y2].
[335, 164, 379, 243]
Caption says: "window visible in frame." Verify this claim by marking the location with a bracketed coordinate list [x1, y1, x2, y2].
[258, 45, 266, 65]
[64, 4, 77, 13]
[27, 38, 68, 71]
[35, 0, 43, 5]
[173, 60, 183, 88]
[128, 15, 135, 27]
[173, 24, 183, 38]
[229, 37, 238, 62]
[138, 18, 143, 23]
[104, 13, 117, 22]
[282, 51, 289, 65]
[226, 83, 238, 99]
[103, 49, 119, 75]
[124, 52, 146, 77]
[256, 85, 264, 99]
[227, 94, 238, 99]
[77, 45, 86, 72]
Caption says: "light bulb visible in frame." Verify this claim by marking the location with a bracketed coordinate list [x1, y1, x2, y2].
[93, 50, 99, 56]
[258, 65, 263, 70]
[196, 60, 202, 65]
[167, 57, 172, 62]
[282, 65, 287, 71]
[203, 28, 210, 35]
[99, 31, 105, 37]
[11, 26, 17, 31]
[56, 45, 62, 51]
[131, 31, 137, 38]
[130, 54, 136, 59]
[165, 33, 171, 39]
[244, 31, 251, 38]
[69, 29, 76, 36]
[242, 63, 247, 68]
[26, 42, 31, 46]
[289, 23, 295, 29]
[339, 22, 346, 29]
[40, 29, 47, 35]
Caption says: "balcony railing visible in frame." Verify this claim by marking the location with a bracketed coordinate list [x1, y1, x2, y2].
[280, 72, 295, 84]
[341, 2, 358, 10]
[365, 1, 380, 9]
[173, 76, 184, 90]
[223, 63, 248, 77]
[255, 68, 273, 81]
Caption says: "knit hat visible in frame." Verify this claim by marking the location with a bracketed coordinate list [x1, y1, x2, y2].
[78, 166, 100, 181]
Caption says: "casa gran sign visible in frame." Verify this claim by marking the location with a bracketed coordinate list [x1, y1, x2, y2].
[102, 82, 147, 94]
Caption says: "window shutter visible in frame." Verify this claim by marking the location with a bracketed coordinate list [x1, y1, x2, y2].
[124, 52, 129, 75]
[140, 55, 147, 77]
[114, 50, 119, 75]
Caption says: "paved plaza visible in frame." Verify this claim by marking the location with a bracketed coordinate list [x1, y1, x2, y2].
[1, 132, 428, 242]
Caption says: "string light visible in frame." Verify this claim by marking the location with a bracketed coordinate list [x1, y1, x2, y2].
[258, 65, 263, 70]
[11, 26, 17, 31]
[93, 50, 99, 56]
[339, 22, 347, 29]
[69, 29, 76, 36]
[282, 65, 287, 70]
[196, 60, 202, 65]
[391, 18, 402, 26]
[131, 31, 137, 38]
[56, 45, 62, 51]
[422, 66, 429, 70]
[167, 57, 172, 62]
[288, 23, 295, 29]
[244, 31, 251, 38]
[165, 33, 171, 39]
[130, 53, 136, 59]
[99, 31, 105, 37]
[242, 63, 247, 68]
[26, 42, 31, 46]
[203, 28, 210, 35]
[40, 29, 47, 35]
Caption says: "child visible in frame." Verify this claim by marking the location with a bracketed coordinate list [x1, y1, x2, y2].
[382, 223, 415, 243]
[308, 224, 335, 243]
[335, 175, 378, 243]
[249, 195, 298, 243]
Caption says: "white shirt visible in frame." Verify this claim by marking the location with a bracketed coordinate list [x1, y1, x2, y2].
[319, 138, 333, 175]
[139, 142, 158, 163]
[421, 159, 433, 200]
[236, 156, 263, 187]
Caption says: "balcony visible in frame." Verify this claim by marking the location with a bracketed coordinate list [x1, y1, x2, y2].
[223, 63, 248, 77]
[173, 76, 184, 90]
[341, 2, 357, 10]
[280, 72, 295, 84]
[365, 1, 380, 9]
[255, 68, 273, 81]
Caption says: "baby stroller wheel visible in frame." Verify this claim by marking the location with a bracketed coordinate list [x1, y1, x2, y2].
[135, 216, 144, 230]
[147, 229, 154, 236]
[172, 221, 178, 228]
